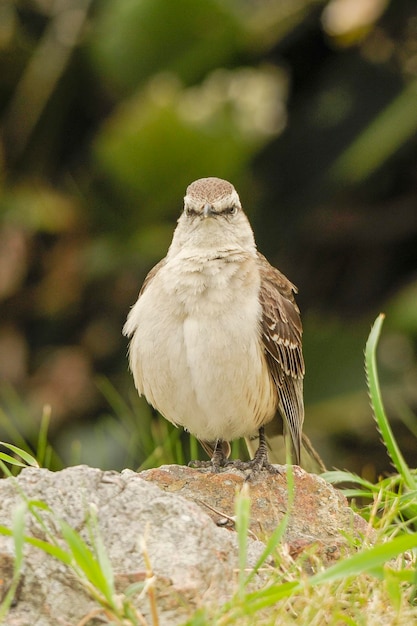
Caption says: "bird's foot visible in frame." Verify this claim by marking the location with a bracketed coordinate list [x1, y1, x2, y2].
[188, 428, 281, 480]
[225, 457, 281, 481]
[189, 455, 280, 480]
[188, 458, 228, 473]
[189, 439, 229, 473]
[238, 425, 282, 481]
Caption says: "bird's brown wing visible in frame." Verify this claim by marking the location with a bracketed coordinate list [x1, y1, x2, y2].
[138, 257, 167, 297]
[257, 252, 304, 463]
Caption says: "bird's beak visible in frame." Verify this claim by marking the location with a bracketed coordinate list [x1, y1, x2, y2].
[203, 203, 215, 219]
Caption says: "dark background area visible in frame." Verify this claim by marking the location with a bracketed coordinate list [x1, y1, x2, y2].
[0, 0, 416, 476]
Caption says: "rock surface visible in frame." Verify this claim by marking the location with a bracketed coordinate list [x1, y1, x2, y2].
[141, 464, 371, 563]
[0, 464, 371, 625]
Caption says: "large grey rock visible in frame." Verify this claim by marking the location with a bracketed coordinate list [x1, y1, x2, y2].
[0, 465, 266, 626]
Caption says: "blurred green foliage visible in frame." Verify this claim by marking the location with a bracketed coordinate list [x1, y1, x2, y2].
[0, 0, 416, 475]
[89, 0, 246, 94]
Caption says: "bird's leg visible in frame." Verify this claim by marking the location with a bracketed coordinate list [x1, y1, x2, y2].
[189, 439, 229, 472]
[247, 426, 281, 478]
[189, 429, 281, 479]
[228, 427, 281, 480]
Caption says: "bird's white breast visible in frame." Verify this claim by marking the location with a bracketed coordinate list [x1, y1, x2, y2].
[126, 252, 277, 442]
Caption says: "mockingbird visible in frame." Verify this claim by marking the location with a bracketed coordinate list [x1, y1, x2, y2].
[124, 177, 323, 477]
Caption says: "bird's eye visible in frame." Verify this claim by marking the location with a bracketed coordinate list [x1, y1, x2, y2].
[185, 206, 196, 217]
[227, 205, 238, 215]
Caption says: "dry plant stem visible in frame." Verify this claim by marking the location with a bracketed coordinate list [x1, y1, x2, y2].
[76, 607, 106, 626]
[141, 534, 159, 626]
[196, 498, 259, 541]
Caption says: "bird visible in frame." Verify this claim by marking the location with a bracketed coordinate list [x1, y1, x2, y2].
[123, 177, 323, 477]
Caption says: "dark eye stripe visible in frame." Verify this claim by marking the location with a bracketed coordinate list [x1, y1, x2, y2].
[185, 205, 239, 216]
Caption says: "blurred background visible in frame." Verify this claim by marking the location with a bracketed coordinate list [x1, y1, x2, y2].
[0, 0, 416, 477]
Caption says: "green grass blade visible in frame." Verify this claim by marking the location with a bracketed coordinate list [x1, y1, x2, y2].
[234, 483, 251, 600]
[0, 442, 39, 468]
[189, 435, 199, 461]
[322, 470, 375, 489]
[36, 405, 51, 468]
[365, 314, 415, 490]
[59, 520, 114, 605]
[87, 504, 115, 597]
[236, 533, 417, 617]
[243, 464, 295, 591]
[0, 524, 73, 564]
[310, 532, 417, 585]
[0, 503, 27, 621]
[330, 78, 417, 183]
[227, 580, 301, 615]
[244, 511, 288, 587]
[0, 453, 27, 468]
[96, 376, 134, 421]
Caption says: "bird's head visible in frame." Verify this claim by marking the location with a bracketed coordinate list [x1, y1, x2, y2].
[169, 177, 256, 257]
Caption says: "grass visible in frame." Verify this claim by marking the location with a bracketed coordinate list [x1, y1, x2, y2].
[0, 313, 416, 624]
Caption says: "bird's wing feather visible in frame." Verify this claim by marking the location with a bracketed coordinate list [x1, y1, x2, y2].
[123, 257, 167, 340]
[257, 252, 304, 463]
[138, 257, 167, 297]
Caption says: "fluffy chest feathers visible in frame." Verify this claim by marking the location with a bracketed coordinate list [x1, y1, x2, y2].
[125, 251, 277, 442]
[163, 251, 260, 315]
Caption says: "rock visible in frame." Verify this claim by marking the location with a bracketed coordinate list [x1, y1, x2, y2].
[0, 464, 370, 625]
[0, 465, 265, 625]
[140, 464, 371, 564]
